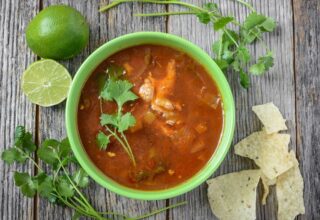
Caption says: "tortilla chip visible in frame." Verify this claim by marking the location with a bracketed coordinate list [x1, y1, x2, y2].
[207, 170, 261, 220]
[261, 174, 276, 205]
[252, 102, 287, 134]
[277, 151, 305, 220]
[235, 131, 294, 180]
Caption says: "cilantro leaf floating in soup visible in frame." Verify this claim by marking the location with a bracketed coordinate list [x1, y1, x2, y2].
[77, 45, 224, 190]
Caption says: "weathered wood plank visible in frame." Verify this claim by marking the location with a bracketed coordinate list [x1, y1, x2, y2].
[293, 0, 320, 219]
[38, 0, 106, 219]
[37, 1, 107, 219]
[0, 0, 39, 219]
[167, 0, 295, 219]
[38, 0, 167, 219]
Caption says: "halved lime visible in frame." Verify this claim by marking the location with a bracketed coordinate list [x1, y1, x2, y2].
[22, 59, 72, 107]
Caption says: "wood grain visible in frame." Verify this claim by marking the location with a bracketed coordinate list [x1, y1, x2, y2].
[37, 0, 167, 219]
[0, 0, 39, 219]
[1, 0, 319, 219]
[167, 0, 296, 219]
[293, 0, 320, 219]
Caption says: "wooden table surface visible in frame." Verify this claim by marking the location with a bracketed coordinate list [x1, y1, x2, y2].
[1, 0, 319, 219]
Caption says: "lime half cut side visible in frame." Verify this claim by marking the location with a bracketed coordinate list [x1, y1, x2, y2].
[22, 59, 72, 107]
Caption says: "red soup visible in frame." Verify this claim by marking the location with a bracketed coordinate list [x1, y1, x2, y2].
[78, 45, 223, 190]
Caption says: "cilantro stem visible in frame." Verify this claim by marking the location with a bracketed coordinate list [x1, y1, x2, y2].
[134, 11, 195, 17]
[248, 30, 271, 53]
[53, 166, 62, 181]
[99, 0, 205, 13]
[234, 0, 256, 12]
[218, 33, 223, 60]
[99, 98, 103, 113]
[120, 131, 135, 165]
[53, 192, 83, 214]
[57, 158, 103, 219]
[231, 20, 241, 26]
[105, 126, 136, 166]
[71, 196, 91, 211]
[16, 148, 43, 172]
[4, 126, 188, 220]
[99, 0, 276, 88]
[223, 28, 239, 47]
[133, 201, 187, 220]
[56, 193, 103, 219]
[117, 107, 122, 122]
[26, 154, 43, 171]
[98, 211, 129, 218]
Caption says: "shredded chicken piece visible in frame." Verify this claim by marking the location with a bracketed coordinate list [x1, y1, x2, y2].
[138, 60, 182, 127]
[139, 78, 154, 102]
[150, 60, 178, 118]
[166, 120, 176, 126]
[190, 139, 206, 154]
[154, 98, 174, 111]
[195, 123, 208, 134]
[156, 60, 176, 99]
[139, 60, 176, 104]
[173, 127, 196, 146]
[153, 120, 175, 137]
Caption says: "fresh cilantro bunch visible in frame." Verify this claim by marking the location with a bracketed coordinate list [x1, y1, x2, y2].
[100, 0, 276, 88]
[1, 126, 186, 219]
[97, 66, 138, 166]
[1, 126, 100, 219]
[208, 9, 276, 88]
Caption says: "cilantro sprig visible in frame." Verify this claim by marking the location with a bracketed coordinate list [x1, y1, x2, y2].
[1, 126, 102, 218]
[97, 66, 138, 166]
[100, 0, 276, 88]
[1, 126, 186, 219]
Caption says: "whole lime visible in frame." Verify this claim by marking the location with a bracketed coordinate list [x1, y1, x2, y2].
[26, 5, 89, 60]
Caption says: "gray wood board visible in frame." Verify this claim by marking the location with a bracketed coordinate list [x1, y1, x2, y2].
[0, 0, 39, 219]
[167, 0, 295, 219]
[293, 0, 320, 219]
[38, 0, 167, 219]
[1, 0, 319, 219]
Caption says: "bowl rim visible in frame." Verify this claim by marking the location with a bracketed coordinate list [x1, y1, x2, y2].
[66, 31, 235, 200]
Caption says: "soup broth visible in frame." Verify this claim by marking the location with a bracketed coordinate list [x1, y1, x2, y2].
[78, 45, 223, 190]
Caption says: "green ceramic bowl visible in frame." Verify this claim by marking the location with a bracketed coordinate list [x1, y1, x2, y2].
[66, 32, 235, 200]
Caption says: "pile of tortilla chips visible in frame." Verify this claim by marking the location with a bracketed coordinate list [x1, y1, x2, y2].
[207, 102, 305, 220]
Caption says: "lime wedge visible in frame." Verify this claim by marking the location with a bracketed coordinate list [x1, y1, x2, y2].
[21, 59, 72, 107]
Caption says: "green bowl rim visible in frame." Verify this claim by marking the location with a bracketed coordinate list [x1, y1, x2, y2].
[66, 32, 235, 200]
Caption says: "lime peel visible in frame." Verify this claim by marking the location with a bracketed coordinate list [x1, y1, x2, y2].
[22, 59, 72, 107]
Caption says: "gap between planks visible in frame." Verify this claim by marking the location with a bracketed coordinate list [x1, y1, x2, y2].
[33, 1, 42, 220]
[290, 0, 298, 161]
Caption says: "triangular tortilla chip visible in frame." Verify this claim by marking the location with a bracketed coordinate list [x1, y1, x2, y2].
[252, 102, 287, 134]
[207, 170, 261, 220]
[235, 131, 294, 180]
[277, 151, 305, 220]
